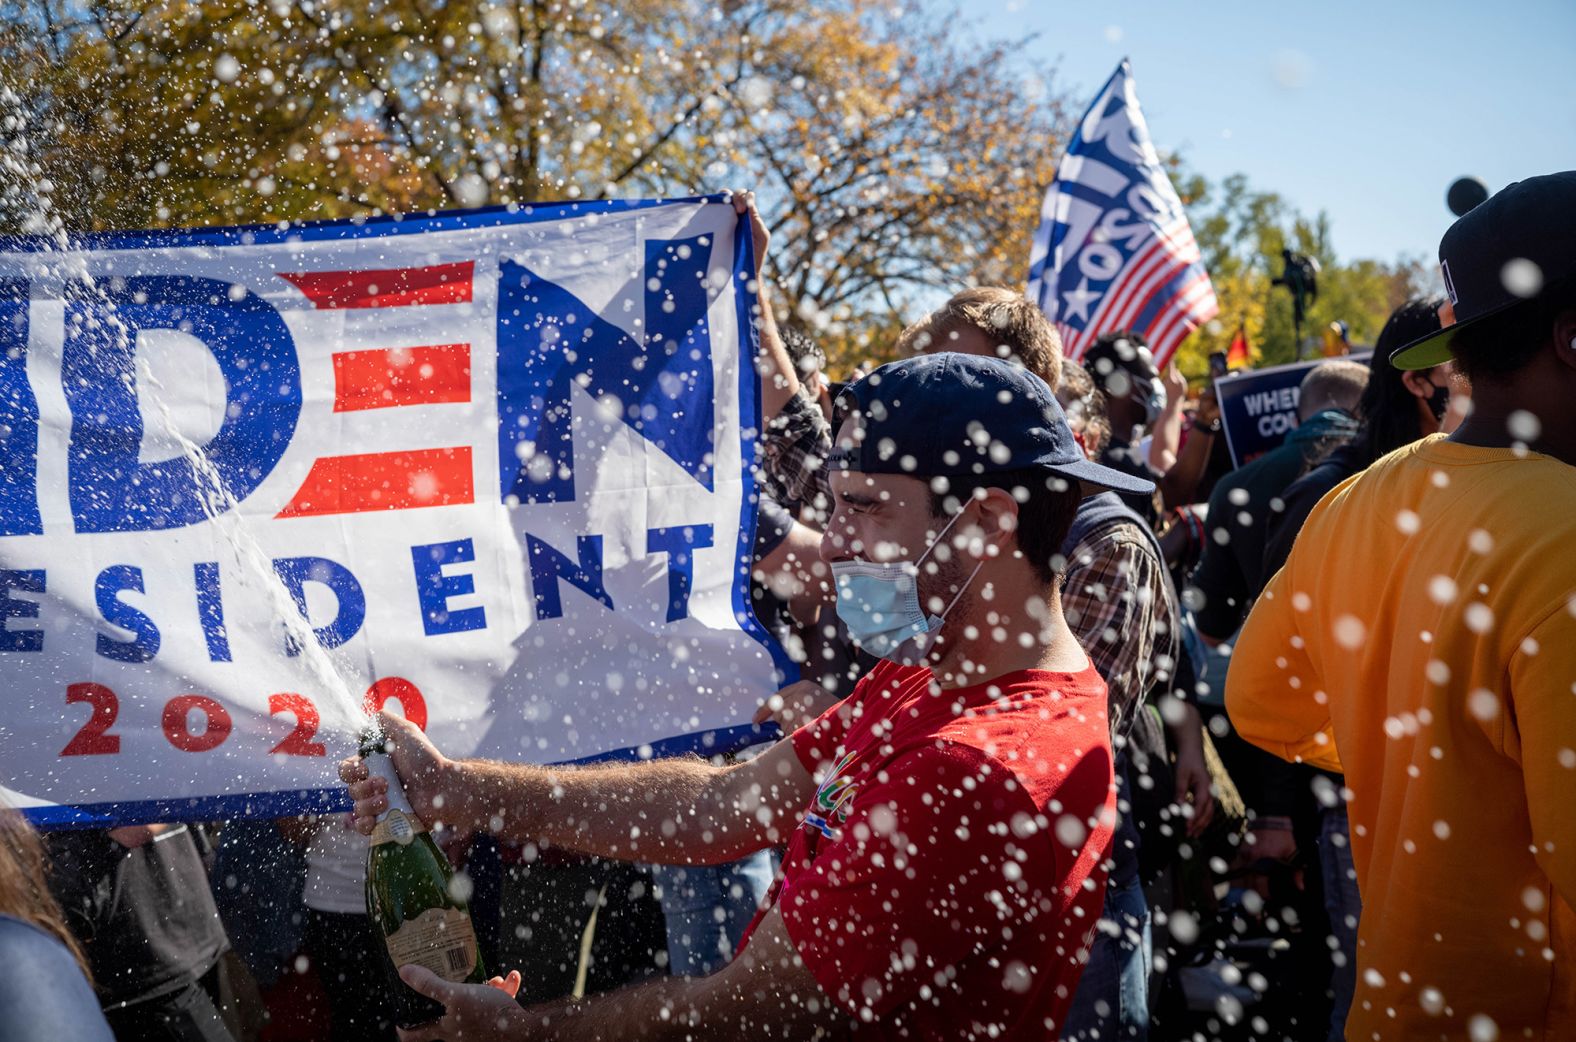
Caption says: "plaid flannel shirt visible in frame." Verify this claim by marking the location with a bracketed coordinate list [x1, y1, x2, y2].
[1062, 519, 1179, 739]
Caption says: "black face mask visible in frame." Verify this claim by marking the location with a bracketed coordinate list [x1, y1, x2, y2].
[1427, 381, 1450, 423]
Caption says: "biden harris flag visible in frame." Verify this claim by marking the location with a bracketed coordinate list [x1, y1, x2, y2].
[0, 195, 791, 827]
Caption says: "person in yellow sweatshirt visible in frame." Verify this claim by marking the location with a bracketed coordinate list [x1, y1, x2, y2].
[1227, 171, 1576, 1042]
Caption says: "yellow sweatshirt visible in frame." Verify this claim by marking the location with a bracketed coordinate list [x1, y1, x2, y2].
[1227, 436, 1576, 1041]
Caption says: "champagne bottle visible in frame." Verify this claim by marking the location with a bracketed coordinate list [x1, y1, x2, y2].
[360, 728, 489, 1028]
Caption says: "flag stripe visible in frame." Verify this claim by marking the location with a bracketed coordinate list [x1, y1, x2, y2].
[1150, 302, 1212, 368]
[332, 344, 472, 412]
[1103, 246, 1192, 337]
[1146, 274, 1214, 344]
[276, 447, 474, 518]
[1146, 276, 1219, 367]
[280, 261, 475, 309]
[1059, 231, 1172, 357]
[1068, 220, 1192, 355]
[1131, 262, 1209, 333]
[1083, 241, 1192, 352]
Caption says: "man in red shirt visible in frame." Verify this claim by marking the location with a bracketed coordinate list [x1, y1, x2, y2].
[341, 353, 1154, 1040]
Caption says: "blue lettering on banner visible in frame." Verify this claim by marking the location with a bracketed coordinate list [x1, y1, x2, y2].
[271, 556, 366, 653]
[411, 538, 488, 636]
[94, 564, 161, 662]
[61, 276, 301, 534]
[496, 236, 716, 505]
[0, 568, 45, 652]
[0, 279, 39, 537]
[646, 524, 714, 623]
[193, 561, 232, 663]
[527, 534, 613, 620]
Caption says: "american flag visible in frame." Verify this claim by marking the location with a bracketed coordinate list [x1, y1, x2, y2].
[1026, 60, 1218, 369]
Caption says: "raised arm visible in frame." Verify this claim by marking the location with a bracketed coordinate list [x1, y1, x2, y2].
[730, 190, 837, 518]
[1148, 362, 1188, 474]
[1158, 388, 1220, 512]
[341, 711, 815, 867]
[731, 190, 800, 420]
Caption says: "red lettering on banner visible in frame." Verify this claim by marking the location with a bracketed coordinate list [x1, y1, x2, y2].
[268, 693, 327, 756]
[276, 447, 474, 518]
[54, 680, 431, 759]
[363, 676, 429, 731]
[162, 695, 232, 753]
[332, 344, 472, 412]
[61, 682, 121, 756]
[279, 261, 474, 309]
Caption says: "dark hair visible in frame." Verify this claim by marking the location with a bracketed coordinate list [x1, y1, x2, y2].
[926, 467, 1081, 586]
[1351, 297, 1444, 466]
[1083, 330, 1157, 399]
[1450, 275, 1576, 383]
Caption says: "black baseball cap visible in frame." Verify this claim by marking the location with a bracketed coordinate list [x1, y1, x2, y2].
[826, 353, 1155, 496]
[1392, 170, 1576, 370]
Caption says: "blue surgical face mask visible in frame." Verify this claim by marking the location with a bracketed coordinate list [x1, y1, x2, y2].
[831, 507, 984, 663]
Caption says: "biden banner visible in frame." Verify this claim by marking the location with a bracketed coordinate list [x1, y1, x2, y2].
[0, 195, 791, 828]
[1215, 352, 1371, 467]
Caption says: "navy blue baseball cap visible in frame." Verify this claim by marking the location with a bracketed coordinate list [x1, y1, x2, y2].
[827, 353, 1155, 496]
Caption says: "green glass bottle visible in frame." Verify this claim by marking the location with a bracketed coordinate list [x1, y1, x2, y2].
[360, 728, 489, 1028]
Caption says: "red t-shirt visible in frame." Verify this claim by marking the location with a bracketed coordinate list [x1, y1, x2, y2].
[746, 659, 1116, 1040]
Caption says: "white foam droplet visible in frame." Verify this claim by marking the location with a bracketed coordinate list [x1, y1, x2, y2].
[1468, 1013, 1500, 1042]
[1333, 614, 1366, 650]
[1507, 410, 1541, 443]
[1500, 258, 1543, 299]
[1428, 575, 1458, 605]
[1468, 690, 1500, 721]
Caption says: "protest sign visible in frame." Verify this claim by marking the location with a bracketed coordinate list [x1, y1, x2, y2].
[1215, 353, 1370, 467]
[0, 196, 790, 827]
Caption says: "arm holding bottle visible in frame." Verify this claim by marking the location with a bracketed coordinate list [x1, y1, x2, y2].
[342, 712, 844, 1041]
[341, 712, 816, 868]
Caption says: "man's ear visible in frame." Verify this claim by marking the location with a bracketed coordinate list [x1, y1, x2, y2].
[972, 486, 1021, 555]
[1553, 308, 1576, 374]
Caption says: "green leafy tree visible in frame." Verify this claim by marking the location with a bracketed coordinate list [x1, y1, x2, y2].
[1175, 171, 1432, 377]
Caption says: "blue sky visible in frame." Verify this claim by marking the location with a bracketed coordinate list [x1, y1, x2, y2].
[959, 0, 1576, 264]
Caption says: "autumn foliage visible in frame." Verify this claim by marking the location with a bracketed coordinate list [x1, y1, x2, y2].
[0, 0, 1064, 371]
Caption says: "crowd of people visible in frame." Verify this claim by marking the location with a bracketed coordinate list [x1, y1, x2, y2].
[2, 172, 1572, 1042]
